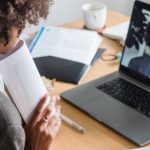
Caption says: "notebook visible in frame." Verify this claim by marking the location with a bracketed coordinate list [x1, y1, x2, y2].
[34, 48, 104, 84]
[29, 26, 103, 83]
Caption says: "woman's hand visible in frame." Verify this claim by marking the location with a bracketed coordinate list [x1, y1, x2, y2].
[26, 94, 61, 150]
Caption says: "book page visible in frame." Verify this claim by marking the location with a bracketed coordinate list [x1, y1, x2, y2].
[0, 41, 49, 123]
[31, 27, 102, 65]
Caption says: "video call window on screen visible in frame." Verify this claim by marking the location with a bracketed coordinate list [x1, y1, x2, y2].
[121, 5, 150, 78]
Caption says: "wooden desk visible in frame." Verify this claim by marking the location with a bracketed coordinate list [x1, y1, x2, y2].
[52, 11, 138, 150]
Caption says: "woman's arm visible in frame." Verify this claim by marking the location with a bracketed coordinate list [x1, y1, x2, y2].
[0, 92, 26, 150]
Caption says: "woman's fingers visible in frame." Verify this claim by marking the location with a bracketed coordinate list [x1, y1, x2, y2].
[42, 104, 55, 121]
[26, 93, 61, 150]
[34, 106, 61, 147]
[55, 96, 60, 101]
[30, 94, 61, 126]
[37, 104, 61, 128]
[31, 94, 49, 125]
[46, 84, 54, 93]
[51, 96, 60, 107]
[47, 115, 61, 140]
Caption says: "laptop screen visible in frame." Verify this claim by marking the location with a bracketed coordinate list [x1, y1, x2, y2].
[120, 0, 150, 84]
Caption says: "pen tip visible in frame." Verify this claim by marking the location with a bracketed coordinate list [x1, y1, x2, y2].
[80, 128, 85, 134]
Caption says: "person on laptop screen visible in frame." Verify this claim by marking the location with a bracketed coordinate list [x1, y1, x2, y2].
[122, 4, 150, 77]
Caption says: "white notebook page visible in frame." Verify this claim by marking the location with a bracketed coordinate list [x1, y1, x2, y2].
[0, 41, 49, 123]
[31, 27, 102, 65]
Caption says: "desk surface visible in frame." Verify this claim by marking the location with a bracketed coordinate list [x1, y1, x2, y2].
[52, 11, 140, 150]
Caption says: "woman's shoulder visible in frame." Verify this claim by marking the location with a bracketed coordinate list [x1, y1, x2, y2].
[0, 91, 23, 126]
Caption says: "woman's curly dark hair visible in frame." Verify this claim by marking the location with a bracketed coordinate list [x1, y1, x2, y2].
[0, 0, 52, 45]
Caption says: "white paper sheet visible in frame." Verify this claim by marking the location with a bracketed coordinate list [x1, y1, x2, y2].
[0, 41, 49, 123]
[103, 21, 129, 43]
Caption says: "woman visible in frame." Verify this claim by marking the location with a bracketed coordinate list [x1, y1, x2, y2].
[0, 0, 61, 150]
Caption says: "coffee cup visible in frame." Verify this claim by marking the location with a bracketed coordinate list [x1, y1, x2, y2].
[82, 2, 107, 30]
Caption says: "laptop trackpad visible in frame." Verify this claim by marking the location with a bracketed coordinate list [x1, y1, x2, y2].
[84, 88, 150, 129]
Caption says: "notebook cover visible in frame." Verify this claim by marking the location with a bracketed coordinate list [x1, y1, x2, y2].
[34, 56, 88, 84]
[34, 48, 104, 84]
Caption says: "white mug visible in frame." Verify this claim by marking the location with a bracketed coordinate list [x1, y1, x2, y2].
[82, 2, 107, 30]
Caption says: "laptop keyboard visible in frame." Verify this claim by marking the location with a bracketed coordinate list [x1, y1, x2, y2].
[97, 78, 150, 117]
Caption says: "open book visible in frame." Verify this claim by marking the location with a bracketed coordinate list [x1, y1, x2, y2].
[29, 26, 103, 83]
[0, 41, 50, 123]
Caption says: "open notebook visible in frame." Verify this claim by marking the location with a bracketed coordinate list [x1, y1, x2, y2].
[29, 26, 103, 84]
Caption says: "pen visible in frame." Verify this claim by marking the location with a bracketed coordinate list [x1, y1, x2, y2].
[60, 114, 85, 133]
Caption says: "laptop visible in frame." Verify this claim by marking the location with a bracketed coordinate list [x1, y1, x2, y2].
[61, 0, 150, 146]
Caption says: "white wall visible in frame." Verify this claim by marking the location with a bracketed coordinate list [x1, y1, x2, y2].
[45, 0, 135, 26]
[24, 0, 150, 33]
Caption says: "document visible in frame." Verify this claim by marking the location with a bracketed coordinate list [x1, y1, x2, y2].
[30, 26, 102, 65]
[0, 41, 49, 123]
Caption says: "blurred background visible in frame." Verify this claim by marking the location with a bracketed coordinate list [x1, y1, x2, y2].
[47, 0, 134, 25]
[23, 0, 150, 33]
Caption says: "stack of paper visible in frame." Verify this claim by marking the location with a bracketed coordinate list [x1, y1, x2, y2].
[102, 21, 130, 46]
